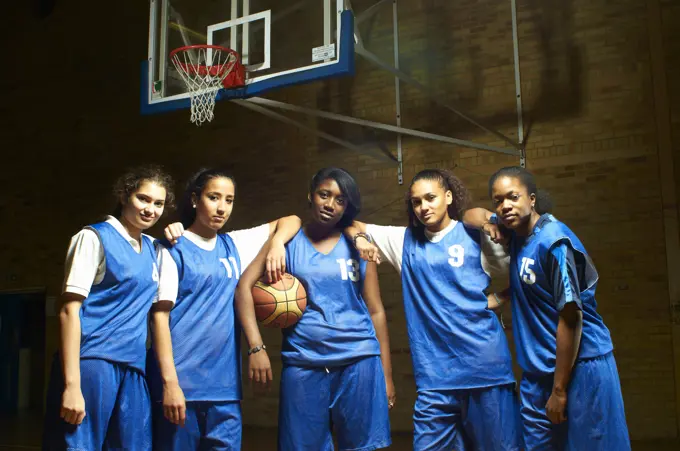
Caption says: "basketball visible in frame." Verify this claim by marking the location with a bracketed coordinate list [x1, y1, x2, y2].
[252, 273, 307, 328]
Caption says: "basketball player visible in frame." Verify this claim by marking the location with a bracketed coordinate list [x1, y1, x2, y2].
[147, 168, 301, 450]
[236, 167, 395, 451]
[346, 169, 521, 451]
[464, 166, 630, 450]
[42, 165, 175, 451]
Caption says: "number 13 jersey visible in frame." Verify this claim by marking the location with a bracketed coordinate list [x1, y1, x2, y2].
[282, 229, 381, 368]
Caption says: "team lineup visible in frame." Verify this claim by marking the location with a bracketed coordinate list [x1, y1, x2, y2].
[40, 164, 631, 450]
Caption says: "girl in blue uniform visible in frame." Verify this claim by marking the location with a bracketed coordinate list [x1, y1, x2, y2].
[236, 167, 395, 451]
[467, 166, 630, 450]
[147, 168, 301, 450]
[346, 168, 520, 451]
[43, 165, 175, 451]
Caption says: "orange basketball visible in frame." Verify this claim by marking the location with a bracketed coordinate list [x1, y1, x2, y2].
[252, 273, 307, 328]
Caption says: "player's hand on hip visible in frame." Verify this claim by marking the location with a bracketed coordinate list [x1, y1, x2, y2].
[266, 239, 286, 283]
[385, 376, 396, 410]
[355, 238, 381, 264]
[164, 222, 185, 245]
[60, 386, 86, 425]
[546, 389, 567, 424]
[249, 350, 273, 388]
[162, 381, 187, 427]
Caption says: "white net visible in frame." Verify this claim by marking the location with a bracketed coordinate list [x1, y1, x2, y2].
[170, 46, 238, 126]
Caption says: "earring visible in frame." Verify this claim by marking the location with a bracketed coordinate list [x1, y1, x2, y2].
[192, 204, 196, 208]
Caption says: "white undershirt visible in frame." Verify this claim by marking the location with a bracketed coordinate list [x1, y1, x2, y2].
[365, 221, 510, 283]
[156, 224, 271, 304]
[62, 216, 153, 298]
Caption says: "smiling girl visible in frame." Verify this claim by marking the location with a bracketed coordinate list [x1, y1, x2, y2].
[43, 165, 175, 451]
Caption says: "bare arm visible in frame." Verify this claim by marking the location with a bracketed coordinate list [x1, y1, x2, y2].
[264, 215, 302, 282]
[486, 287, 511, 312]
[266, 215, 302, 240]
[150, 301, 186, 426]
[362, 262, 396, 409]
[547, 303, 583, 424]
[462, 208, 507, 244]
[462, 207, 495, 229]
[343, 220, 367, 240]
[59, 293, 86, 425]
[235, 241, 273, 386]
[344, 220, 381, 263]
[545, 242, 584, 424]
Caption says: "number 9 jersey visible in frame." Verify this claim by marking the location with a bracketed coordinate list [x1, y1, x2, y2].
[401, 223, 515, 390]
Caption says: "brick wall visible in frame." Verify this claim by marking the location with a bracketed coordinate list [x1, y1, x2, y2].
[2, 0, 679, 439]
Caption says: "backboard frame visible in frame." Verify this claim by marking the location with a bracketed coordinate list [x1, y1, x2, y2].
[141, 0, 355, 115]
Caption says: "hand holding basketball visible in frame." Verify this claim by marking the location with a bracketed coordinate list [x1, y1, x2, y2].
[252, 273, 307, 328]
[61, 386, 86, 425]
[265, 238, 287, 283]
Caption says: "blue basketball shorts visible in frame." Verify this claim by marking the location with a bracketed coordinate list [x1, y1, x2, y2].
[43, 354, 151, 451]
[278, 355, 391, 451]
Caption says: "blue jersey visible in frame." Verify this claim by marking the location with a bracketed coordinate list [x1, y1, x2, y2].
[282, 230, 381, 367]
[510, 214, 613, 375]
[80, 222, 158, 373]
[401, 224, 515, 390]
[148, 234, 242, 401]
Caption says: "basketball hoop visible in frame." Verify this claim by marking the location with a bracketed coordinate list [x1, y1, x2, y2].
[170, 45, 245, 125]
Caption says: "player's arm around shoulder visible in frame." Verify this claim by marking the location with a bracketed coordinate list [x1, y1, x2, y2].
[235, 241, 273, 388]
[264, 215, 302, 282]
[462, 207, 508, 245]
[362, 262, 396, 410]
[343, 220, 382, 264]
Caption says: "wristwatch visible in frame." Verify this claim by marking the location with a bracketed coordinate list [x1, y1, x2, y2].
[352, 232, 372, 248]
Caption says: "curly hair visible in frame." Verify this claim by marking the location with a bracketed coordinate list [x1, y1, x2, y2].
[112, 164, 175, 217]
[406, 168, 471, 239]
[178, 168, 236, 228]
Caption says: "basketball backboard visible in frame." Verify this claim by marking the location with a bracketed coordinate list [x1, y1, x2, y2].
[142, 0, 354, 115]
